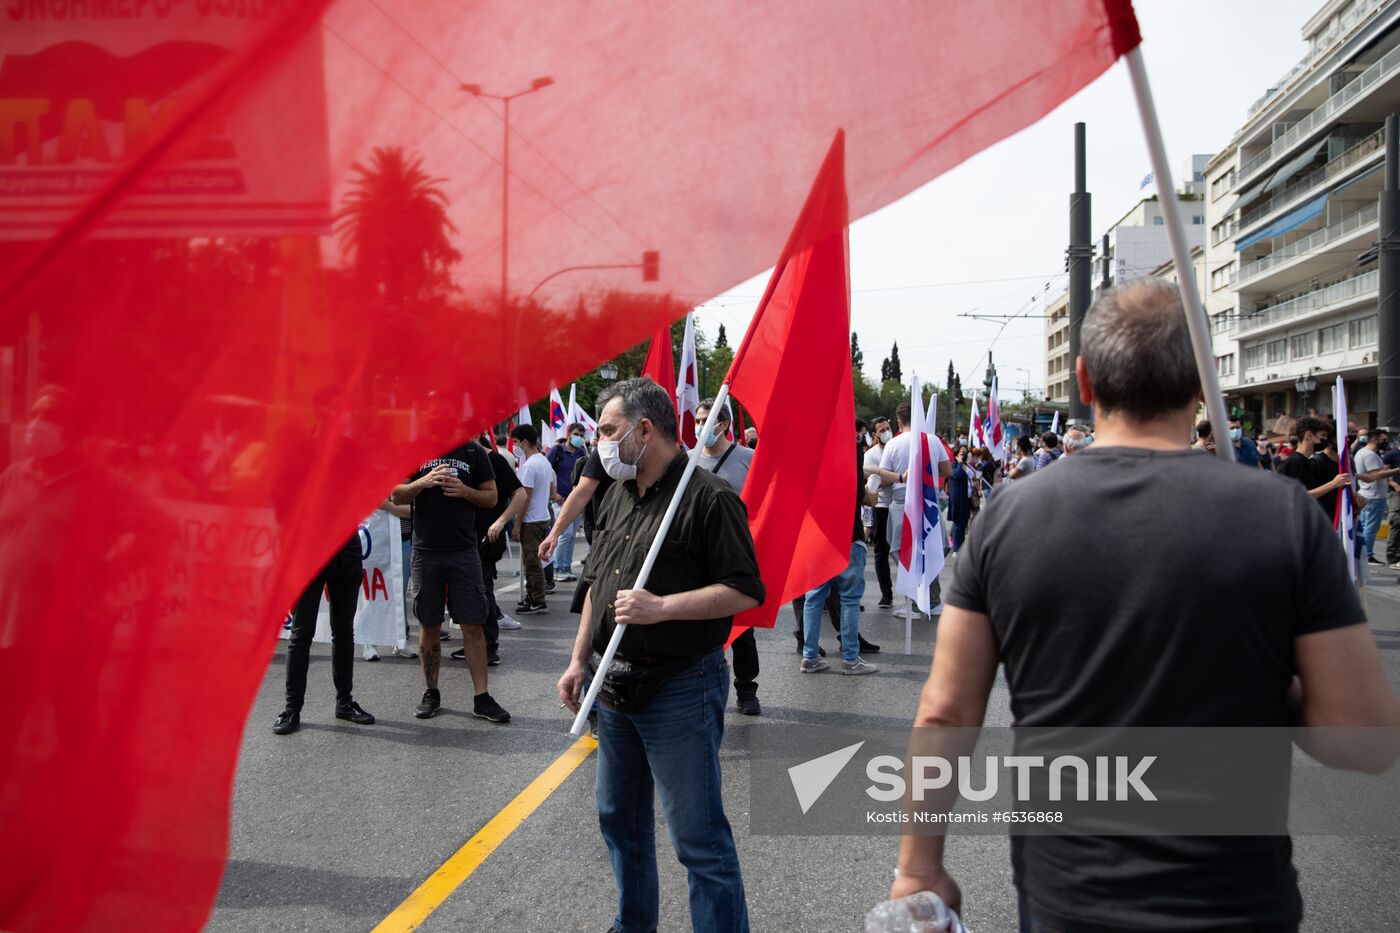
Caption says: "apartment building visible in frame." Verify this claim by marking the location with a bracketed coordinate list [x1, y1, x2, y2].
[1204, 0, 1400, 428]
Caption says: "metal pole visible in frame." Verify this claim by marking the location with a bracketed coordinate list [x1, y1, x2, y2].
[569, 386, 733, 735]
[1101, 233, 1111, 291]
[1125, 49, 1234, 462]
[1378, 114, 1400, 431]
[1068, 123, 1093, 423]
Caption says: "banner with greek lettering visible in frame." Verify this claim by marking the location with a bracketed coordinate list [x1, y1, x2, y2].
[279, 508, 406, 647]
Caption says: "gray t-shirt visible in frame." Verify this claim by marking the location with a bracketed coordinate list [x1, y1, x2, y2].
[947, 444, 1365, 930]
[1354, 446, 1385, 500]
[697, 442, 755, 495]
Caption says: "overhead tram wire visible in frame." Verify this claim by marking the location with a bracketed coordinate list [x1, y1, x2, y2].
[321, 23, 638, 269]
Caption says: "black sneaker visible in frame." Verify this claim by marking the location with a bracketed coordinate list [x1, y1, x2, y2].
[737, 695, 761, 716]
[450, 647, 465, 660]
[487, 652, 501, 666]
[518, 599, 548, 615]
[272, 709, 299, 735]
[545, 581, 557, 594]
[335, 701, 375, 725]
[789, 630, 826, 657]
[415, 688, 441, 719]
[473, 692, 511, 723]
[877, 596, 893, 608]
[859, 635, 881, 654]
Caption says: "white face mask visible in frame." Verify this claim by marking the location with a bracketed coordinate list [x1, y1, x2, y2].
[598, 423, 645, 480]
[878, 431, 893, 445]
[25, 418, 64, 459]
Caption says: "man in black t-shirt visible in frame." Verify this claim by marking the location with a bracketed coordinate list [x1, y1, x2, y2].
[893, 279, 1400, 931]
[1281, 415, 1351, 513]
[391, 403, 509, 724]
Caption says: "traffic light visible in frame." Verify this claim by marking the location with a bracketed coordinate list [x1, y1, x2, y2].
[641, 250, 660, 282]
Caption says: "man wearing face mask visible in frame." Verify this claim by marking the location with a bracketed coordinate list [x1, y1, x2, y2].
[547, 423, 589, 582]
[866, 416, 895, 607]
[1228, 418, 1259, 468]
[557, 378, 764, 933]
[1353, 429, 1400, 565]
[392, 401, 508, 724]
[695, 397, 761, 715]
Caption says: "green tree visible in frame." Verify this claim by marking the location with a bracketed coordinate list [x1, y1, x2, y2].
[716, 323, 729, 348]
[334, 146, 460, 303]
[850, 331, 864, 371]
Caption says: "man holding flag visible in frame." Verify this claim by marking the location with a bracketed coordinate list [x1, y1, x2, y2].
[895, 375, 947, 620]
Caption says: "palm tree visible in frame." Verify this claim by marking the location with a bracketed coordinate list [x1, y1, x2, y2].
[334, 147, 461, 303]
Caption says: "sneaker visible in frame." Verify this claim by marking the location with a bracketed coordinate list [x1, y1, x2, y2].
[556, 572, 577, 582]
[440, 628, 453, 641]
[487, 651, 501, 666]
[497, 612, 522, 630]
[415, 688, 441, 719]
[472, 692, 511, 723]
[930, 601, 944, 615]
[841, 657, 879, 676]
[335, 701, 375, 725]
[363, 645, 380, 662]
[272, 709, 299, 735]
[1388, 562, 1400, 570]
[876, 596, 893, 609]
[1367, 556, 1383, 566]
[545, 581, 558, 594]
[518, 599, 548, 615]
[859, 635, 881, 654]
[393, 645, 419, 659]
[450, 647, 465, 660]
[800, 657, 830, 673]
[737, 695, 762, 716]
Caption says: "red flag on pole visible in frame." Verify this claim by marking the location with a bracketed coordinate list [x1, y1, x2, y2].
[640, 325, 676, 399]
[727, 131, 854, 632]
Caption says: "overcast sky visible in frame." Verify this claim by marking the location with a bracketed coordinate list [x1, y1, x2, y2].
[693, 0, 1324, 400]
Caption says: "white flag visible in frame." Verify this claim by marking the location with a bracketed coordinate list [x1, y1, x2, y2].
[1050, 410, 1060, 435]
[1335, 376, 1357, 583]
[676, 311, 700, 446]
[544, 385, 569, 447]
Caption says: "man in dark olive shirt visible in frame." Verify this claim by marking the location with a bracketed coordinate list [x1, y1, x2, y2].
[556, 377, 763, 933]
[893, 279, 1400, 931]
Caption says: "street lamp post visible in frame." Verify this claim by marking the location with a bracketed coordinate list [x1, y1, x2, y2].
[1295, 373, 1317, 415]
[461, 76, 555, 304]
[599, 362, 619, 382]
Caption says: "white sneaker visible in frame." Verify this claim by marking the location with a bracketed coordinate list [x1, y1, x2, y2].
[841, 657, 879, 676]
[496, 612, 522, 630]
[894, 605, 926, 620]
[363, 645, 380, 661]
[392, 646, 418, 659]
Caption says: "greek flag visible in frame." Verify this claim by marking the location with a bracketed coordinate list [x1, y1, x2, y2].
[1139, 172, 1153, 189]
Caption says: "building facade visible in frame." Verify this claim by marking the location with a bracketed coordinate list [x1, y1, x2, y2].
[1204, 0, 1400, 430]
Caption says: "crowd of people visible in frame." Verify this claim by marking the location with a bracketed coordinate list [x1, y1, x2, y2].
[267, 277, 1400, 933]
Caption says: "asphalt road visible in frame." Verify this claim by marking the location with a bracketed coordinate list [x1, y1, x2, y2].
[208, 551, 1400, 932]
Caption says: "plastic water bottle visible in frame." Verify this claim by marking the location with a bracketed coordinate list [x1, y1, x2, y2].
[864, 890, 969, 933]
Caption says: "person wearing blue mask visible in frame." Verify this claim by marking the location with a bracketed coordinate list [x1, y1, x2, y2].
[546, 422, 589, 582]
[1228, 418, 1259, 468]
[695, 398, 762, 715]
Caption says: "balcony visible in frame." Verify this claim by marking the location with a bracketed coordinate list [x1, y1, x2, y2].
[1244, 0, 1386, 120]
[1239, 37, 1400, 185]
[1237, 202, 1378, 284]
[1238, 128, 1383, 230]
[1236, 269, 1378, 337]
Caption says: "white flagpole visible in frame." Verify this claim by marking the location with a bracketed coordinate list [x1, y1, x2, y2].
[1125, 48, 1233, 463]
[904, 597, 912, 655]
[569, 385, 733, 736]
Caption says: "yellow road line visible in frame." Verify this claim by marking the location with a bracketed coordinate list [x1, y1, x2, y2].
[371, 735, 597, 933]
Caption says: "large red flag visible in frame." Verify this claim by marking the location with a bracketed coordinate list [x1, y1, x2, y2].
[728, 131, 854, 632]
[640, 325, 677, 399]
[0, 2, 1140, 930]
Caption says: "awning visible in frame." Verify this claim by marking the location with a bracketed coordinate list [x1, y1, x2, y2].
[1231, 183, 1272, 216]
[1235, 192, 1328, 251]
[1263, 137, 1329, 192]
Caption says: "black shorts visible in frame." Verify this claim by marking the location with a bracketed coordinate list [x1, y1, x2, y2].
[409, 547, 489, 629]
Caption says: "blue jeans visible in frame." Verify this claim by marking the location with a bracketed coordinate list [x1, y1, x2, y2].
[596, 649, 748, 933]
[803, 541, 866, 663]
[1361, 497, 1386, 559]
[554, 516, 581, 574]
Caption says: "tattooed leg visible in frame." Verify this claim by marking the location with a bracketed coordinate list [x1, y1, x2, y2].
[419, 624, 441, 689]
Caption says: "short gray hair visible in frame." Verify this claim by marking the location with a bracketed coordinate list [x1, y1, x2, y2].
[1081, 278, 1199, 420]
[1064, 429, 1090, 453]
[597, 377, 679, 440]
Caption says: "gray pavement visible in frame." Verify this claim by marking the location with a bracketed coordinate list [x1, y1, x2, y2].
[209, 552, 1400, 932]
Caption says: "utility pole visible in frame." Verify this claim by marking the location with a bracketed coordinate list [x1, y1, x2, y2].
[1068, 122, 1093, 423]
[1379, 113, 1400, 431]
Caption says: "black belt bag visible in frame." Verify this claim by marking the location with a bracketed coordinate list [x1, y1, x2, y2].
[589, 654, 699, 714]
